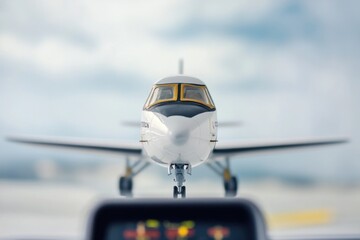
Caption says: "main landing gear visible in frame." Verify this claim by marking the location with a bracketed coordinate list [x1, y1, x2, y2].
[169, 163, 191, 198]
[119, 157, 150, 197]
[207, 157, 238, 197]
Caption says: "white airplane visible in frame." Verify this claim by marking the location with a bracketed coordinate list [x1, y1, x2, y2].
[7, 63, 348, 198]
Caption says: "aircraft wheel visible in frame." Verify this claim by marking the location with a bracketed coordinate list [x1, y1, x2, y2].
[181, 186, 186, 198]
[119, 177, 133, 197]
[173, 186, 179, 198]
[224, 176, 238, 197]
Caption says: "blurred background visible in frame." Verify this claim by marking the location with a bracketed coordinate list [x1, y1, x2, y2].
[0, 0, 359, 239]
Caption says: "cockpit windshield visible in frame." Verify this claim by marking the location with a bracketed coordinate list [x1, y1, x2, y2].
[146, 84, 178, 108]
[181, 84, 214, 108]
[145, 83, 215, 109]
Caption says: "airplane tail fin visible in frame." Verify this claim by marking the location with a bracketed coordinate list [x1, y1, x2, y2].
[178, 58, 184, 74]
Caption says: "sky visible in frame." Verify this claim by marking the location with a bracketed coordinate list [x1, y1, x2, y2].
[0, 0, 360, 184]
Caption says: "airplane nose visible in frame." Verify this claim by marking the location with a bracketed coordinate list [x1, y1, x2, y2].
[169, 129, 189, 145]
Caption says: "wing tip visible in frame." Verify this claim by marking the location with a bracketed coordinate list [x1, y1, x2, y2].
[6, 134, 34, 142]
[6, 135, 21, 142]
[328, 137, 350, 144]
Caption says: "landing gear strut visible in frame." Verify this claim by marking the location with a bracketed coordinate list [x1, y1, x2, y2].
[207, 157, 238, 197]
[169, 163, 191, 198]
[119, 157, 150, 197]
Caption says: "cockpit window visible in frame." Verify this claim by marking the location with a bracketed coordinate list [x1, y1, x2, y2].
[181, 84, 215, 108]
[144, 83, 215, 109]
[145, 84, 178, 108]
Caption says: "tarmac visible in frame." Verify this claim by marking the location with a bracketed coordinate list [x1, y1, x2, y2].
[0, 180, 359, 239]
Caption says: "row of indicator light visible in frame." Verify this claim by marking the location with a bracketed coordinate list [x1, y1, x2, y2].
[123, 220, 230, 240]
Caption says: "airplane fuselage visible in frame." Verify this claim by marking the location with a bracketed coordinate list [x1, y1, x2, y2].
[140, 76, 218, 168]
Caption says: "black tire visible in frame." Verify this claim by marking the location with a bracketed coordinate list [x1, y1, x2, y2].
[173, 186, 179, 198]
[224, 176, 238, 197]
[119, 177, 133, 196]
[224, 180, 229, 191]
[181, 186, 186, 198]
[230, 176, 238, 192]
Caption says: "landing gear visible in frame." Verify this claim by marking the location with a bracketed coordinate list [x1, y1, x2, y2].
[173, 186, 178, 198]
[119, 177, 133, 197]
[224, 176, 238, 197]
[119, 157, 150, 197]
[181, 186, 186, 198]
[207, 157, 238, 197]
[173, 186, 186, 198]
[169, 164, 191, 198]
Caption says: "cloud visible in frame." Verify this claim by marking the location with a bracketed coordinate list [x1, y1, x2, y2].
[0, 0, 359, 183]
[0, 34, 97, 74]
[161, 1, 320, 43]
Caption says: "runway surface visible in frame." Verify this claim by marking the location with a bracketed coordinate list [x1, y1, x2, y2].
[0, 180, 359, 239]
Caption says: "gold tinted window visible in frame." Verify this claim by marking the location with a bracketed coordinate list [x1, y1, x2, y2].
[181, 84, 215, 108]
[145, 84, 178, 108]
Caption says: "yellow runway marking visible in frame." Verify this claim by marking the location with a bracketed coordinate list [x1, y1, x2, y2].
[267, 209, 333, 229]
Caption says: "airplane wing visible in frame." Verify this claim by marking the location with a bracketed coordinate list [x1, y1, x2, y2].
[212, 137, 348, 158]
[121, 121, 243, 128]
[121, 121, 140, 127]
[7, 135, 142, 157]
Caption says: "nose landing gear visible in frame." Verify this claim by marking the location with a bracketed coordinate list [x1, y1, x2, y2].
[173, 186, 186, 198]
[169, 163, 191, 198]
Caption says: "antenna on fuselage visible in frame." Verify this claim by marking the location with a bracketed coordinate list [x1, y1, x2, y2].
[178, 58, 184, 74]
